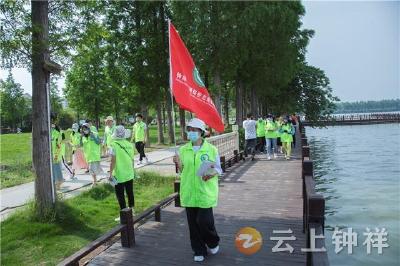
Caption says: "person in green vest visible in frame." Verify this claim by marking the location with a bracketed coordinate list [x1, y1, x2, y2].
[276, 115, 284, 154]
[60, 130, 75, 180]
[279, 117, 295, 160]
[51, 123, 64, 190]
[81, 123, 102, 186]
[265, 114, 278, 160]
[131, 113, 148, 165]
[103, 116, 116, 156]
[255, 117, 266, 153]
[109, 125, 135, 220]
[173, 118, 222, 262]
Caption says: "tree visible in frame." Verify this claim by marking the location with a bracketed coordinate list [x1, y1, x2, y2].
[0, 72, 28, 130]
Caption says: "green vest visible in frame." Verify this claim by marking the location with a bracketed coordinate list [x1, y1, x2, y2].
[51, 129, 62, 163]
[71, 133, 81, 151]
[132, 121, 146, 142]
[111, 139, 135, 183]
[104, 125, 115, 147]
[265, 121, 278, 139]
[256, 120, 266, 137]
[82, 132, 101, 163]
[280, 124, 293, 143]
[179, 139, 219, 208]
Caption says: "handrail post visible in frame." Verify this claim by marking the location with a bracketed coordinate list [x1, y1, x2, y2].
[234, 150, 238, 163]
[120, 208, 134, 247]
[302, 146, 310, 160]
[220, 156, 226, 172]
[155, 207, 161, 222]
[174, 180, 181, 207]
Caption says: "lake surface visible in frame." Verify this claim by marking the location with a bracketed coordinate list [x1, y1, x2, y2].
[306, 123, 400, 266]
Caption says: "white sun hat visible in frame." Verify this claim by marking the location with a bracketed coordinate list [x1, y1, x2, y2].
[113, 125, 131, 139]
[187, 118, 206, 132]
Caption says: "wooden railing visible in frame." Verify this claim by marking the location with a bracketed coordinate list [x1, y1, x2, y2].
[58, 192, 178, 266]
[299, 123, 329, 266]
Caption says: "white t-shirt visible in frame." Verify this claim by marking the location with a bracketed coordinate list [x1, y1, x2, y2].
[243, 119, 257, 140]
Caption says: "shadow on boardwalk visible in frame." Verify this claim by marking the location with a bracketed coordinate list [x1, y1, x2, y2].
[89, 143, 306, 266]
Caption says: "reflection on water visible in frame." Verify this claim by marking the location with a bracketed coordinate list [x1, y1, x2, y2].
[306, 123, 400, 266]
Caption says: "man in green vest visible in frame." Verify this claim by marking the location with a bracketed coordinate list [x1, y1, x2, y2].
[109, 125, 135, 219]
[51, 122, 64, 190]
[173, 118, 222, 262]
[131, 113, 148, 165]
[256, 117, 266, 152]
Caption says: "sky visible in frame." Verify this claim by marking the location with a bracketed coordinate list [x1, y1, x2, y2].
[0, 1, 399, 102]
[301, 0, 399, 102]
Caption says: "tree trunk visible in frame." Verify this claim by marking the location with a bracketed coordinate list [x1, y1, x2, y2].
[31, 0, 54, 215]
[156, 103, 164, 144]
[179, 108, 187, 141]
[162, 102, 166, 133]
[165, 89, 175, 144]
[251, 87, 257, 117]
[223, 83, 229, 125]
[235, 80, 243, 126]
[141, 106, 150, 148]
[213, 71, 222, 116]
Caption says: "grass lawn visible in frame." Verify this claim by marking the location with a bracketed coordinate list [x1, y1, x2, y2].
[0, 171, 175, 266]
[0, 126, 182, 189]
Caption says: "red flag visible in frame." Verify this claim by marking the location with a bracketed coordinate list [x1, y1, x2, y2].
[169, 21, 224, 133]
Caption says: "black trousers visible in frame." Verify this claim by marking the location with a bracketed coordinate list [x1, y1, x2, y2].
[114, 179, 134, 209]
[256, 136, 266, 152]
[135, 141, 146, 161]
[244, 138, 256, 157]
[186, 207, 220, 256]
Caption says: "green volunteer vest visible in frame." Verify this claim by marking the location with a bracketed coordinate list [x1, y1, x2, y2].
[111, 139, 135, 183]
[133, 121, 146, 142]
[265, 121, 278, 139]
[281, 124, 293, 143]
[82, 132, 101, 163]
[71, 133, 81, 151]
[105, 125, 115, 147]
[179, 139, 219, 208]
[51, 129, 62, 162]
[256, 120, 266, 137]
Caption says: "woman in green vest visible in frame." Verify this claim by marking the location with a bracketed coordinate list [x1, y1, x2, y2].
[51, 123, 64, 190]
[265, 114, 278, 160]
[109, 125, 135, 218]
[173, 118, 222, 262]
[71, 123, 88, 177]
[103, 116, 115, 156]
[81, 123, 102, 186]
[279, 117, 295, 160]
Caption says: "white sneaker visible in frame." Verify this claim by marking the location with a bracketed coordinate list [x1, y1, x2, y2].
[137, 161, 142, 165]
[194, 256, 204, 262]
[273, 153, 277, 159]
[286, 156, 290, 160]
[145, 157, 149, 164]
[209, 245, 219, 255]
[267, 156, 271, 160]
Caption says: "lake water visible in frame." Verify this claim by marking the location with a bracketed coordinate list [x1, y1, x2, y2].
[306, 123, 400, 266]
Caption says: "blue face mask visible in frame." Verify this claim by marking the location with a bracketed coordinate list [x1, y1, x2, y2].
[187, 131, 200, 142]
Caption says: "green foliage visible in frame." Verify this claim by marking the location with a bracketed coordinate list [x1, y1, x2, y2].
[335, 99, 400, 113]
[0, 72, 30, 130]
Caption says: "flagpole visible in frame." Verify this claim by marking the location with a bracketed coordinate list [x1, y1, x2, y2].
[168, 19, 180, 175]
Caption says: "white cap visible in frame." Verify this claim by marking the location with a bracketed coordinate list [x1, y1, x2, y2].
[72, 123, 79, 131]
[113, 125, 131, 139]
[187, 118, 206, 132]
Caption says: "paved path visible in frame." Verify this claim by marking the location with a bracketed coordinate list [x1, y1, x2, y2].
[88, 142, 306, 265]
[0, 147, 177, 220]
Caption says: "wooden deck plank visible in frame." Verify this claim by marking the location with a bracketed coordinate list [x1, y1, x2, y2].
[89, 139, 306, 266]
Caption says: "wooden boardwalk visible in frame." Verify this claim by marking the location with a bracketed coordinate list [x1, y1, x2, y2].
[89, 141, 306, 266]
